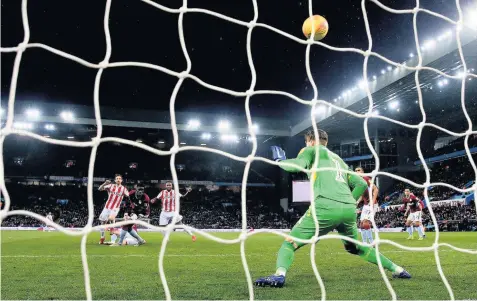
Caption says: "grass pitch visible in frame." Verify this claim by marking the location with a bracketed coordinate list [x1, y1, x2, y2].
[1, 231, 476, 300]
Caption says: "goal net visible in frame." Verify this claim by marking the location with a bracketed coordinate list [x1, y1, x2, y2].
[1, 0, 477, 300]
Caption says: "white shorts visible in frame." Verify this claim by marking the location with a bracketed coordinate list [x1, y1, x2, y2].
[123, 237, 138, 246]
[99, 208, 120, 222]
[110, 232, 138, 246]
[159, 211, 183, 226]
[408, 211, 422, 223]
[360, 205, 372, 221]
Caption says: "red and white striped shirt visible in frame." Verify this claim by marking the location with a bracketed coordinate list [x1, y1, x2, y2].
[103, 184, 129, 210]
[156, 189, 182, 212]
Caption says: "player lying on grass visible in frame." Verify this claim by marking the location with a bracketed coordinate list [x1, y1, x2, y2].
[98, 174, 130, 244]
[105, 227, 140, 246]
[355, 167, 379, 244]
[255, 129, 410, 288]
[403, 189, 425, 240]
[109, 213, 146, 246]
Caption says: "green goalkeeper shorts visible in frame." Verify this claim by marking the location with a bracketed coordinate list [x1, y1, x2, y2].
[287, 197, 358, 249]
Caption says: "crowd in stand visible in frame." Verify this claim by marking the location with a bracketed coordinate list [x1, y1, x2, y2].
[383, 154, 476, 206]
[0, 183, 292, 229]
[1, 181, 475, 231]
[373, 202, 476, 231]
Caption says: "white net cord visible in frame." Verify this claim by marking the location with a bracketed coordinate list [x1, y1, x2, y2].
[1, 0, 477, 300]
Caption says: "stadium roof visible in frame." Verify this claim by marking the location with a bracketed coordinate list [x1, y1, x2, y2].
[4, 29, 477, 140]
[292, 30, 477, 137]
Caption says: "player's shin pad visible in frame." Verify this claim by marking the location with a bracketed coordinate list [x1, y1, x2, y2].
[349, 242, 398, 273]
[275, 240, 297, 273]
[275, 225, 311, 272]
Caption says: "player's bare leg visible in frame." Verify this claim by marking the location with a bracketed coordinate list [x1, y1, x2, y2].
[99, 221, 107, 244]
[181, 225, 196, 242]
[414, 221, 424, 240]
[360, 220, 373, 244]
[172, 215, 196, 241]
[359, 221, 367, 243]
[357, 219, 376, 247]
[405, 219, 414, 240]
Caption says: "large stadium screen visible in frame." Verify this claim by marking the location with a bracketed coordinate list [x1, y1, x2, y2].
[292, 181, 311, 203]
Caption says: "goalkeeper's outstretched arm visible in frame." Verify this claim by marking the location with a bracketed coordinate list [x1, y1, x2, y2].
[279, 147, 315, 173]
[348, 174, 368, 201]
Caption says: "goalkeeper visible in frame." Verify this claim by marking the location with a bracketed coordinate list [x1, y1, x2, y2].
[254, 129, 410, 288]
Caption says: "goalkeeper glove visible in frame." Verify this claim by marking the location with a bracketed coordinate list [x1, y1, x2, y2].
[270, 146, 286, 162]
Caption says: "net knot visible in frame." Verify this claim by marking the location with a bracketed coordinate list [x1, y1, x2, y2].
[364, 50, 371, 57]
[17, 42, 28, 52]
[245, 154, 255, 163]
[179, 6, 188, 14]
[370, 170, 379, 178]
[311, 235, 320, 244]
[456, 21, 463, 32]
[0, 211, 7, 221]
[247, 20, 256, 29]
[178, 71, 189, 79]
[1, 127, 12, 136]
[98, 60, 109, 69]
[91, 137, 101, 146]
[82, 224, 93, 233]
[170, 145, 180, 154]
[245, 89, 254, 97]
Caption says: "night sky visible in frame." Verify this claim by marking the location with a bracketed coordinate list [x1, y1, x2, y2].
[2, 0, 475, 121]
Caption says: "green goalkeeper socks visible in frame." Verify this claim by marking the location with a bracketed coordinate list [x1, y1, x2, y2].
[275, 240, 400, 276]
[275, 241, 296, 275]
[357, 244, 399, 273]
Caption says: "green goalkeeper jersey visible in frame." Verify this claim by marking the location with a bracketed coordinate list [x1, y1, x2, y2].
[280, 145, 367, 205]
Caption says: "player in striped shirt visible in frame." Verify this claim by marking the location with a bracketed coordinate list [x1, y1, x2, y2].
[98, 174, 130, 244]
[151, 181, 196, 241]
[44, 212, 53, 232]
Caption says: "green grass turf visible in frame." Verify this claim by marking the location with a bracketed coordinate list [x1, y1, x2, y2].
[1, 231, 476, 300]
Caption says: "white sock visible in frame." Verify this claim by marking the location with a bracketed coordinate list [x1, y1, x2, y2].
[275, 267, 286, 276]
[367, 229, 374, 244]
[394, 266, 404, 274]
[406, 227, 413, 235]
[416, 225, 424, 237]
[361, 229, 367, 243]
[111, 234, 117, 243]
[420, 225, 425, 235]
[410, 225, 414, 235]
[100, 229, 105, 239]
